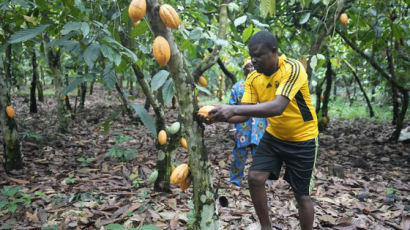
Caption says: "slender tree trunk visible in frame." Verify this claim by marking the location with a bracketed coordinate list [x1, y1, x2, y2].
[391, 85, 399, 125]
[44, 35, 68, 133]
[145, 0, 228, 228]
[390, 89, 408, 142]
[319, 59, 332, 131]
[344, 61, 374, 117]
[36, 77, 44, 102]
[315, 79, 326, 114]
[341, 75, 353, 105]
[371, 84, 376, 102]
[38, 65, 45, 102]
[79, 67, 88, 109]
[63, 74, 73, 112]
[30, 50, 38, 113]
[89, 79, 95, 95]
[0, 65, 22, 172]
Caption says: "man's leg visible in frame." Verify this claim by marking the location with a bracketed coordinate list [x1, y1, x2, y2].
[248, 170, 271, 230]
[295, 194, 314, 230]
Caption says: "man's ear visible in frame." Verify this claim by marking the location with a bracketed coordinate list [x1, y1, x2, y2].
[271, 47, 278, 54]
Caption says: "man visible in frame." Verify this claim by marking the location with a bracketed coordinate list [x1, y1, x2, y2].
[201, 31, 318, 230]
[228, 58, 267, 187]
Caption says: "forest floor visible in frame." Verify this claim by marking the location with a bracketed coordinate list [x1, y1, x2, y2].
[0, 86, 409, 230]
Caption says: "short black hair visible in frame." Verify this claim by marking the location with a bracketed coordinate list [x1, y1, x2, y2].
[248, 30, 278, 50]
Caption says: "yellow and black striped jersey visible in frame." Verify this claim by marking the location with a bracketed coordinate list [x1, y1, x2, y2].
[241, 54, 318, 142]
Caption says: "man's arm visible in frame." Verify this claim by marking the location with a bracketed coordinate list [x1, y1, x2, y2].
[209, 96, 290, 122]
[233, 95, 289, 118]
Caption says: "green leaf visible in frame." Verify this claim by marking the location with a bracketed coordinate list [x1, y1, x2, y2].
[310, 55, 317, 70]
[260, 0, 275, 18]
[103, 64, 116, 90]
[299, 12, 310, 24]
[62, 77, 87, 96]
[141, 225, 161, 230]
[242, 24, 253, 43]
[148, 170, 158, 184]
[130, 103, 157, 136]
[101, 44, 115, 62]
[151, 70, 169, 91]
[9, 24, 50, 43]
[104, 224, 126, 230]
[196, 84, 212, 96]
[83, 43, 100, 68]
[61, 22, 82, 35]
[234, 15, 247, 27]
[131, 20, 149, 37]
[190, 28, 203, 41]
[81, 22, 90, 37]
[162, 78, 174, 105]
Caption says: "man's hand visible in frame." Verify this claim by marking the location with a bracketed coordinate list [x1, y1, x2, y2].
[197, 113, 213, 124]
[209, 104, 235, 122]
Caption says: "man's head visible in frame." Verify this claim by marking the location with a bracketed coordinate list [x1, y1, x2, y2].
[248, 31, 279, 75]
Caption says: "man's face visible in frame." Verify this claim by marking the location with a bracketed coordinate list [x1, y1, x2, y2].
[249, 44, 278, 75]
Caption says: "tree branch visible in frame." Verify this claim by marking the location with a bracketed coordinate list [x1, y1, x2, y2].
[336, 29, 407, 91]
[191, 0, 229, 81]
[131, 63, 165, 122]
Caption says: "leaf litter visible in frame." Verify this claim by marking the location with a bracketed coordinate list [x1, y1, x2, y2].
[0, 87, 408, 229]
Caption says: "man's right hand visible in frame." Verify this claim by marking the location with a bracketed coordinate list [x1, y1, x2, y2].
[197, 113, 213, 125]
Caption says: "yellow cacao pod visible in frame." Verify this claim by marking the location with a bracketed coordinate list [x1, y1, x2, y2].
[198, 105, 215, 118]
[159, 4, 180, 29]
[170, 163, 189, 185]
[153, 36, 171, 66]
[199, 76, 207, 87]
[340, 13, 348, 26]
[179, 178, 191, 190]
[322, 116, 328, 125]
[128, 0, 146, 23]
[6, 106, 15, 119]
[61, 96, 66, 101]
[180, 137, 188, 149]
[158, 130, 167, 145]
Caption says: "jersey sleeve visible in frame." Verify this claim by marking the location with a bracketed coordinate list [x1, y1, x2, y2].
[276, 61, 307, 100]
[241, 74, 258, 104]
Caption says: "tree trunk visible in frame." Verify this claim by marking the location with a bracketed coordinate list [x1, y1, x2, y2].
[391, 84, 399, 125]
[114, 82, 140, 125]
[145, 0, 228, 228]
[344, 61, 374, 117]
[79, 67, 88, 109]
[45, 35, 69, 133]
[0, 66, 22, 172]
[371, 84, 376, 102]
[319, 59, 332, 131]
[315, 79, 326, 114]
[341, 75, 353, 105]
[390, 89, 408, 143]
[30, 50, 38, 113]
[63, 74, 73, 113]
[36, 78, 44, 102]
[89, 79, 95, 95]
[37, 65, 45, 102]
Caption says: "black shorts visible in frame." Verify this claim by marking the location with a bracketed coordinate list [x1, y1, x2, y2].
[250, 132, 318, 196]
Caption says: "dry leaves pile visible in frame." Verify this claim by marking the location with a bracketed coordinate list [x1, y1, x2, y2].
[0, 87, 408, 230]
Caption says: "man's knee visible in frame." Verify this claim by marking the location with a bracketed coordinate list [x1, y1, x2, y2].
[295, 194, 312, 207]
[248, 170, 269, 187]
